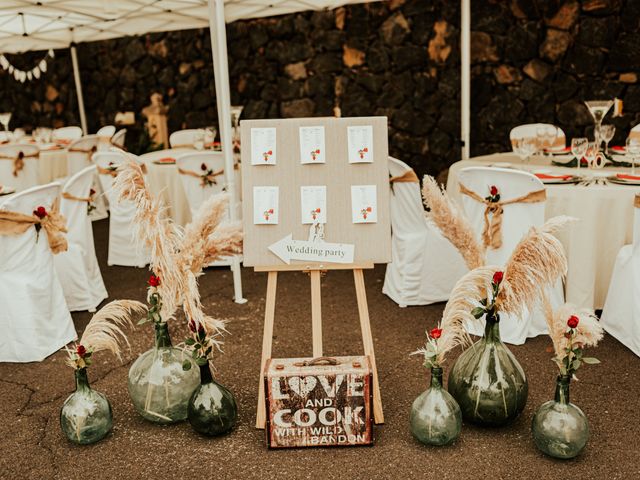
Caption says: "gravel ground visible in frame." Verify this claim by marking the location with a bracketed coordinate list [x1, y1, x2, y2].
[1, 219, 639, 480]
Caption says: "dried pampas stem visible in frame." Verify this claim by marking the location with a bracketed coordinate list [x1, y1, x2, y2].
[422, 175, 485, 270]
[545, 302, 604, 362]
[495, 216, 574, 317]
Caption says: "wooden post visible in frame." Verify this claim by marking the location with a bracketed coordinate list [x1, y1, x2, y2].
[353, 268, 384, 424]
[256, 271, 278, 429]
[310, 270, 323, 357]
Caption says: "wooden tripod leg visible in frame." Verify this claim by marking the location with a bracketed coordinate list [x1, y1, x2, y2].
[256, 271, 278, 429]
[310, 270, 323, 357]
[353, 268, 384, 424]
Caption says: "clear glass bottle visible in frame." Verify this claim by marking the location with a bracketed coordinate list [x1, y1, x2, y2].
[60, 368, 112, 445]
[532, 374, 589, 459]
[410, 366, 462, 446]
[128, 322, 199, 424]
[447, 313, 528, 427]
[188, 363, 238, 436]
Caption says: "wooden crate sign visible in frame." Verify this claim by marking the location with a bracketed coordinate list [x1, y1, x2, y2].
[265, 356, 373, 448]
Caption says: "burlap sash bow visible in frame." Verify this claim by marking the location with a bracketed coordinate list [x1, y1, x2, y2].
[0, 151, 38, 176]
[635, 194, 640, 208]
[459, 182, 546, 249]
[178, 167, 224, 187]
[62, 191, 92, 203]
[0, 199, 68, 253]
[97, 163, 146, 177]
[68, 145, 97, 155]
[389, 169, 419, 183]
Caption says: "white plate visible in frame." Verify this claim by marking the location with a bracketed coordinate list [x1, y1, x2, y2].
[607, 175, 640, 185]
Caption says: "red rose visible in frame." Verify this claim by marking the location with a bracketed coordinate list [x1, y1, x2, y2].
[315, 149, 320, 154]
[567, 315, 579, 329]
[267, 150, 272, 155]
[76, 344, 87, 358]
[490, 185, 498, 196]
[33, 206, 47, 219]
[363, 147, 368, 152]
[148, 275, 161, 287]
[366, 206, 372, 212]
[200, 163, 207, 171]
[268, 208, 274, 213]
[492, 271, 504, 284]
[315, 208, 321, 213]
[188, 319, 197, 333]
[89, 188, 96, 196]
[430, 327, 442, 339]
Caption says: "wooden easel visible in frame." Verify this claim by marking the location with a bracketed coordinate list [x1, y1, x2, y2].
[255, 262, 384, 429]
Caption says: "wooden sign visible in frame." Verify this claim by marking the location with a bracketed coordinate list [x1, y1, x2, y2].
[265, 356, 373, 448]
[240, 116, 391, 268]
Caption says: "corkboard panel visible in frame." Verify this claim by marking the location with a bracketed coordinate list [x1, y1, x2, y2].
[240, 116, 391, 268]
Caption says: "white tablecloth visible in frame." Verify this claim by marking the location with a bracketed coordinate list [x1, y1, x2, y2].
[447, 152, 640, 310]
[39, 147, 67, 184]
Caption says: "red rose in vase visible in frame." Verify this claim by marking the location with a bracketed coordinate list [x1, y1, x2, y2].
[492, 271, 504, 284]
[76, 344, 87, 358]
[430, 327, 442, 339]
[148, 275, 161, 287]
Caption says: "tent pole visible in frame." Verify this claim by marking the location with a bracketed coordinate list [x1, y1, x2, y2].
[461, 0, 471, 160]
[70, 44, 88, 134]
[208, 0, 246, 304]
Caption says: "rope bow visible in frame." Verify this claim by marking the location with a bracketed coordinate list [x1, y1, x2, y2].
[459, 182, 546, 249]
[0, 150, 38, 176]
[0, 198, 68, 253]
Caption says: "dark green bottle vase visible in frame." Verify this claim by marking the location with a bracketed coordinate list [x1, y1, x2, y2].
[532, 375, 589, 459]
[188, 364, 238, 436]
[448, 314, 528, 427]
[60, 368, 112, 445]
[128, 322, 199, 424]
[410, 366, 462, 446]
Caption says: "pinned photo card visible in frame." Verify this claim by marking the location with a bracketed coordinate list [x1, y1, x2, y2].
[348, 125, 374, 163]
[253, 186, 279, 224]
[251, 127, 277, 165]
[299, 126, 326, 164]
[300, 185, 327, 224]
[351, 185, 377, 223]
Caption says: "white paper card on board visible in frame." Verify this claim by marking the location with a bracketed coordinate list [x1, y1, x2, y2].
[347, 125, 374, 163]
[251, 127, 277, 165]
[253, 186, 279, 224]
[300, 185, 327, 224]
[299, 126, 326, 164]
[351, 185, 377, 223]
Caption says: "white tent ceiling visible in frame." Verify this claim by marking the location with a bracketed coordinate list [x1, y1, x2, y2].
[0, 0, 374, 53]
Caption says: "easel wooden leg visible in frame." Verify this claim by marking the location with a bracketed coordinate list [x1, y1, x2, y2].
[256, 271, 278, 429]
[353, 268, 384, 424]
[310, 270, 323, 357]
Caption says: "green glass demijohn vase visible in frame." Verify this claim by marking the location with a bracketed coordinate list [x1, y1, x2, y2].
[447, 313, 528, 427]
[187, 363, 238, 436]
[532, 375, 589, 459]
[410, 366, 462, 446]
[128, 322, 199, 424]
[60, 368, 112, 445]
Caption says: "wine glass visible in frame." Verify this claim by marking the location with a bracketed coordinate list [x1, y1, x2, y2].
[204, 126, 217, 149]
[584, 100, 613, 150]
[513, 137, 537, 165]
[571, 137, 588, 170]
[193, 129, 205, 151]
[0, 112, 11, 133]
[584, 142, 598, 170]
[626, 136, 640, 176]
[536, 125, 557, 158]
[600, 124, 615, 156]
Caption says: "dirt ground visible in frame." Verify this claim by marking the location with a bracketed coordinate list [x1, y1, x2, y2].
[1, 219, 639, 480]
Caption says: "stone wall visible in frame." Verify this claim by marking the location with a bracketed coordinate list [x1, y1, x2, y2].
[1, 0, 639, 178]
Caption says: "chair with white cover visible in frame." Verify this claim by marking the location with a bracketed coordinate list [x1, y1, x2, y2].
[0, 182, 77, 362]
[52, 126, 83, 142]
[382, 157, 468, 306]
[96, 125, 116, 138]
[169, 129, 199, 148]
[67, 135, 99, 176]
[175, 152, 244, 294]
[510, 123, 566, 147]
[457, 167, 562, 344]
[54, 166, 108, 312]
[111, 129, 127, 148]
[94, 151, 149, 267]
[601, 194, 640, 356]
[0, 143, 40, 191]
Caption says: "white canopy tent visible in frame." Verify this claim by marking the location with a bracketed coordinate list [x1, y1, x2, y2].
[0, 0, 473, 301]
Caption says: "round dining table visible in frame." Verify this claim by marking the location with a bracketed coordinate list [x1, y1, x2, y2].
[447, 152, 640, 310]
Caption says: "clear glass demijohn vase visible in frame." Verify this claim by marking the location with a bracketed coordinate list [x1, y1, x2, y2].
[410, 366, 462, 446]
[187, 363, 238, 436]
[60, 368, 112, 444]
[128, 322, 199, 424]
[447, 313, 528, 427]
[532, 374, 589, 459]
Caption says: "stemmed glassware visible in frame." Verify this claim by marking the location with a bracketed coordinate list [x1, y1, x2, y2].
[584, 142, 598, 170]
[571, 138, 588, 170]
[584, 100, 613, 151]
[601, 124, 615, 156]
[193, 129, 205, 151]
[626, 136, 640, 176]
[230, 105, 243, 146]
[0, 112, 11, 137]
[204, 126, 217, 150]
[536, 125, 557, 158]
[513, 137, 537, 165]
